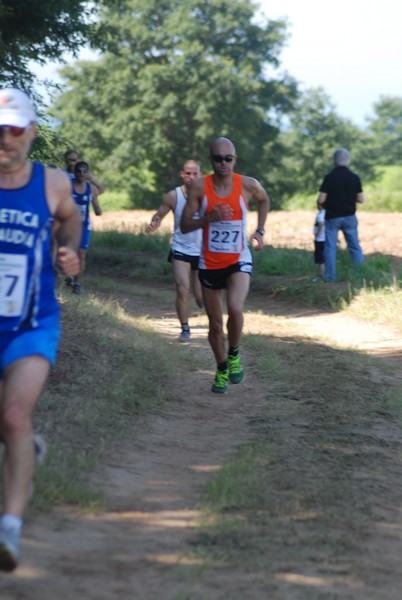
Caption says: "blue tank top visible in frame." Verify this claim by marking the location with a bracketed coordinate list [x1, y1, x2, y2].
[0, 162, 59, 331]
[72, 182, 92, 230]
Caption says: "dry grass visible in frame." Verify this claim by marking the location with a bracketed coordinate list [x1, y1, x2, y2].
[93, 209, 402, 258]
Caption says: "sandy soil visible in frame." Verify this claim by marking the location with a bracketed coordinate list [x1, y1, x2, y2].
[1, 211, 401, 599]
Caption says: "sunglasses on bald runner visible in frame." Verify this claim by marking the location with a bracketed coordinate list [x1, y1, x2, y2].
[0, 125, 29, 137]
[211, 154, 235, 163]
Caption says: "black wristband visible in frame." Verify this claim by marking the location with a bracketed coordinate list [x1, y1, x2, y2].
[256, 226, 265, 236]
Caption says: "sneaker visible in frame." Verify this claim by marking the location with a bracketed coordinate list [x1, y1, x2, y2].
[227, 353, 244, 384]
[0, 524, 20, 572]
[179, 327, 190, 343]
[65, 277, 74, 288]
[211, 368, 229, 394]
[72, 282, 82, 294]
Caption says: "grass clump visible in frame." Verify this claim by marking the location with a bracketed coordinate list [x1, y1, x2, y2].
[32, 286, 184, 512]
[191, 321, 401, 574]
[87, 230, 172, 281]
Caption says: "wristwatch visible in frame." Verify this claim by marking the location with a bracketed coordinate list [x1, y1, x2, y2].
[256, 227, 265, 236]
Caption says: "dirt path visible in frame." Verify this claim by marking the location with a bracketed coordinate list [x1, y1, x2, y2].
[1, 286, 401, 599]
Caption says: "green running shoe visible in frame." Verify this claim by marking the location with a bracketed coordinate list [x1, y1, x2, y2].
[211, 368, 229, 394]
[227, 353, 244, 384]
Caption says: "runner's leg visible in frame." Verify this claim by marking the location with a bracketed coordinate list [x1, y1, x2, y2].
[1, 356, 50, 517]
[192, 269, 203, 308]
[226, 272, 250, 348]
[172, 258, 191, 326]
[202, 287, 226, 363]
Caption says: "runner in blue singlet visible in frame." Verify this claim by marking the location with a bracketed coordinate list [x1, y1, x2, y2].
[66, 161, 102, 294]
[0, 87, 81, 572]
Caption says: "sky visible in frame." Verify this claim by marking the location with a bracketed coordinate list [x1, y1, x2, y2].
[258, 0, 402, 125]
[33, 0, 402, 127]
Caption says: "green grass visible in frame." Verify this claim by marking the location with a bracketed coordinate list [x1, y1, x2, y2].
[98, 190, 132, 211]
[27, 236, 402, 595]
[364, 165, 402, 211]
[87, 230, 172, 280]
[190, 327, 401, 573]
[87, 228, 401, 327]
[32, 286, 193, 512]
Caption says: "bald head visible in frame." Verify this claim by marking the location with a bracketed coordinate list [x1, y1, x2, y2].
[209, 137, 236, 157]
[180, 159, 201, 188]
[182, 159, 200, 172]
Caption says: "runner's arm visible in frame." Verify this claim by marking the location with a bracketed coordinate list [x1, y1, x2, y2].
[48, 169, 81, 276]
[146, 190, 176, 233]
[86, 171, 105, 195]
[243, 176, 270, 251]
[91, 185, 102, 216]
[181, 178, 232, 232]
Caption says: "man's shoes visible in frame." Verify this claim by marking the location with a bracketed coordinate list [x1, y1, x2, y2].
[211, 368, 229, 394]
[179, 326, 190, 343]
[227, 353, 244, 384]
[72, 282, 82, 294]
[65, 277, 74, 288]
[0, 524, 20, 572]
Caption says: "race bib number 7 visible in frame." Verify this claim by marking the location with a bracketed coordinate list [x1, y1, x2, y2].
[208, 220, 242, 253]
[0, 253, 27, 317]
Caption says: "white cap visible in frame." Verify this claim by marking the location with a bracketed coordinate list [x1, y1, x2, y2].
[0, 88, 36, 128]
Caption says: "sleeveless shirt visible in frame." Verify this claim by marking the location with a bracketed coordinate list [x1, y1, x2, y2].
[171, 186, 202, 256]
[199, 173, 251, 270]
[0, 162, 59, 331]
[72, 181, 92, 230]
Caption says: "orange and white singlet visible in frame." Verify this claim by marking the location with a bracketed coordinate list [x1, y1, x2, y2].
[198, 173, 251, 270]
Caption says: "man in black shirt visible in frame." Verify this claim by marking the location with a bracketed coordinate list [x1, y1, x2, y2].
[317, 148, 364, 282]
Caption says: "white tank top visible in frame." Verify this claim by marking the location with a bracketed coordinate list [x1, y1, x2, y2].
[171, 186, 202, 256]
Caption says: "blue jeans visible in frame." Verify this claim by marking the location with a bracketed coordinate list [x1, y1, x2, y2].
[324, 215, 364, 282]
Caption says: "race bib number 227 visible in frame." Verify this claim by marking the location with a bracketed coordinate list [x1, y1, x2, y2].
[208, 220, 242, 253]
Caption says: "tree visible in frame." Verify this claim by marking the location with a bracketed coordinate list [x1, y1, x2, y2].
[50, 0, 298, 207]
[277, 88, 377, 201]
[0, 0, 100, 87]
[29, 124, 72, 167]
[367, 96, 402, 164]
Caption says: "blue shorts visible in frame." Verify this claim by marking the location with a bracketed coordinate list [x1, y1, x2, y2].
[0, 315, 61, 379]
[80, 227, 91, 250]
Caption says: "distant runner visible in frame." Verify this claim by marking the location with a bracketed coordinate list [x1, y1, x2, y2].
[147, 159, 203, 342]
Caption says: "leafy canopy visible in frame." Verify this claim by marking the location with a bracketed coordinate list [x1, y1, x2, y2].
[0, 0, 99, 87]
[367, 96, 402, 165]
[51, 0, 298, 207]
[277, 88, 378, 201]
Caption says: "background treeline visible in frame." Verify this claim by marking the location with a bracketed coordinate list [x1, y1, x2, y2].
[1, 0, 402, 210]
